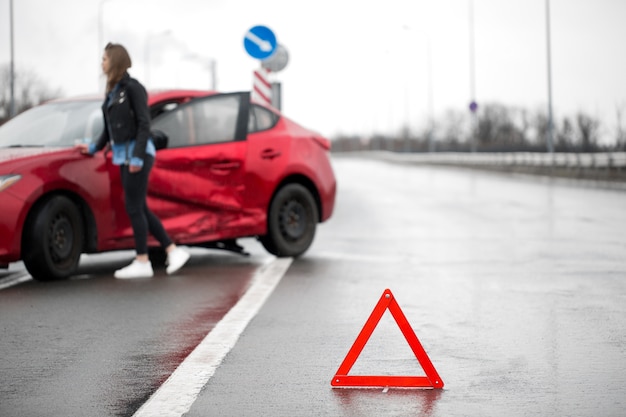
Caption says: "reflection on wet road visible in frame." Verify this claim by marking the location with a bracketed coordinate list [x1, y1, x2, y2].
[0, 246, 272, 417]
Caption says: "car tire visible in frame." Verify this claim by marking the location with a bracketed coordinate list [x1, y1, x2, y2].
[260, 183, 318, 257]
[22, 195, 84, 281]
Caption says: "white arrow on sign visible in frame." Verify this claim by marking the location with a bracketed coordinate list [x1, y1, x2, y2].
[245, 31, 273, 52]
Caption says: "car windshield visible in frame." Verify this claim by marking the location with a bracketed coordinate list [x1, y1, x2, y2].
[0, 99, 103, 148]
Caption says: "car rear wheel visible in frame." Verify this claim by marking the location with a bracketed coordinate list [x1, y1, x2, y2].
[260, 183, 318, 257]
[23, 195, 84, 281]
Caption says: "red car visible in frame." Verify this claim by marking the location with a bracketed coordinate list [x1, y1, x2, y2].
[0, 90, 336, 281]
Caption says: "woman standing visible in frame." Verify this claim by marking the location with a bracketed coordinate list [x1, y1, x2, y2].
[77, 42, 189, 279]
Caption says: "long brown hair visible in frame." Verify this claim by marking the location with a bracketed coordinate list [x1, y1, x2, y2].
[104, 42, 132, 93]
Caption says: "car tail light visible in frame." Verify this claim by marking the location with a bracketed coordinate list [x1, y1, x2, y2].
[312, 136, 331, 151]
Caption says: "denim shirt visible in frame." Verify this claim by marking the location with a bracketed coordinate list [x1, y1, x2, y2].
[88, 84, 155, 166]
[88, 140, 156, 167]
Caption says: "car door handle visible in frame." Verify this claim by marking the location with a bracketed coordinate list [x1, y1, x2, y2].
[211, 161, 240, 171]
[261, 149, 281, 160]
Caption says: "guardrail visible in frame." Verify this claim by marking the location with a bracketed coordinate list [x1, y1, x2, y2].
[342, 151, 626, 188]
[368, 151, 626, 168]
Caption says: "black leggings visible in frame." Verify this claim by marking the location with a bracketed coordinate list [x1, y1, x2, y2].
[120, 155, 172, 255]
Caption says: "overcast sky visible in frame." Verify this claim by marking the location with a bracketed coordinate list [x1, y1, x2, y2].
[1, 0, 625, 142]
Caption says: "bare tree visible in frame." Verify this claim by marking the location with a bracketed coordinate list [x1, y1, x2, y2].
[557, 117, 575, 151]
[531, 110, 549, 148]
[576, 113, 600, 152]
[517, 108, 531, 146]
[330, 101, 617, 153]
[476, 104, 527, 150]
[440, 109, 465, 149]
[615, 103, 626, 151]
[0, 64, 63, 125]
[475, 104, 500, 147]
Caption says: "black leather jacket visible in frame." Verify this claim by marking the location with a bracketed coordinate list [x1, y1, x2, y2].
[94, 73, 151, 161]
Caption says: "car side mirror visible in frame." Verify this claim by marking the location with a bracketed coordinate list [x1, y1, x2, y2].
[151, 129, 168, 150]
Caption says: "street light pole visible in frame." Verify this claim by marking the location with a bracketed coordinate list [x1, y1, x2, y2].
[97, 0, 111, 92]
[414, 30, 435, 153]
[545, 0, 555, 154]
[9, 0, 16, 117]
[468, 0, 478, 152]
[426, 36, 435, 153]
[402, 25, 434, 152]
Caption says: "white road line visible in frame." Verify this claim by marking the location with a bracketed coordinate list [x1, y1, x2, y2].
[133, 256, 293, 417]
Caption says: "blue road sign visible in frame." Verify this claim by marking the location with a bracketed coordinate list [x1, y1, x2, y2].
[244, 25, 277, 60]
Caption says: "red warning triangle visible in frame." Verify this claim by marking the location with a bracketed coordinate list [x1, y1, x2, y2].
[331, 289, 444, 389]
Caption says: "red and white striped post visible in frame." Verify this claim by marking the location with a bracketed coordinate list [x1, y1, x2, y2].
[252, 67, 272, 107]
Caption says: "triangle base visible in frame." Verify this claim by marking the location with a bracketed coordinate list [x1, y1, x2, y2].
[332, 375, 441, 388]
[330, 289, 444, 389]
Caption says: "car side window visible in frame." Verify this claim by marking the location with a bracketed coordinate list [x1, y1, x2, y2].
[151, 95, 241, 148]
[248, 104, 279, 133]
[150, 101, 181, 119]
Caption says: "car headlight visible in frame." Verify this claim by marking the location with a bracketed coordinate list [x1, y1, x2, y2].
[0, 175, 22, 192]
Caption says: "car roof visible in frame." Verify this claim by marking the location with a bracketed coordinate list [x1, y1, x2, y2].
[46, 89, 215, 104]
[43, 89, 282, 115]
[146, 89, 215, 103]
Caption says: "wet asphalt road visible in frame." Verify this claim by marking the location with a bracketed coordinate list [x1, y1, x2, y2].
[0, 249, 269, 417]
[2, 154, 626, 416]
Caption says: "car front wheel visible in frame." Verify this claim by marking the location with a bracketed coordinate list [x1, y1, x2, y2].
[260, 183, 318, 257]
[22, 195, 84, 281]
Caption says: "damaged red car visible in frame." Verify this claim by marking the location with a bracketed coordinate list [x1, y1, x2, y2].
[0, 90, 336, 281]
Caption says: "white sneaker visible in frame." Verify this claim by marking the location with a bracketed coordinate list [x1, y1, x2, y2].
[166, 247, 190, 275]
[114, 259, 154, 279]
